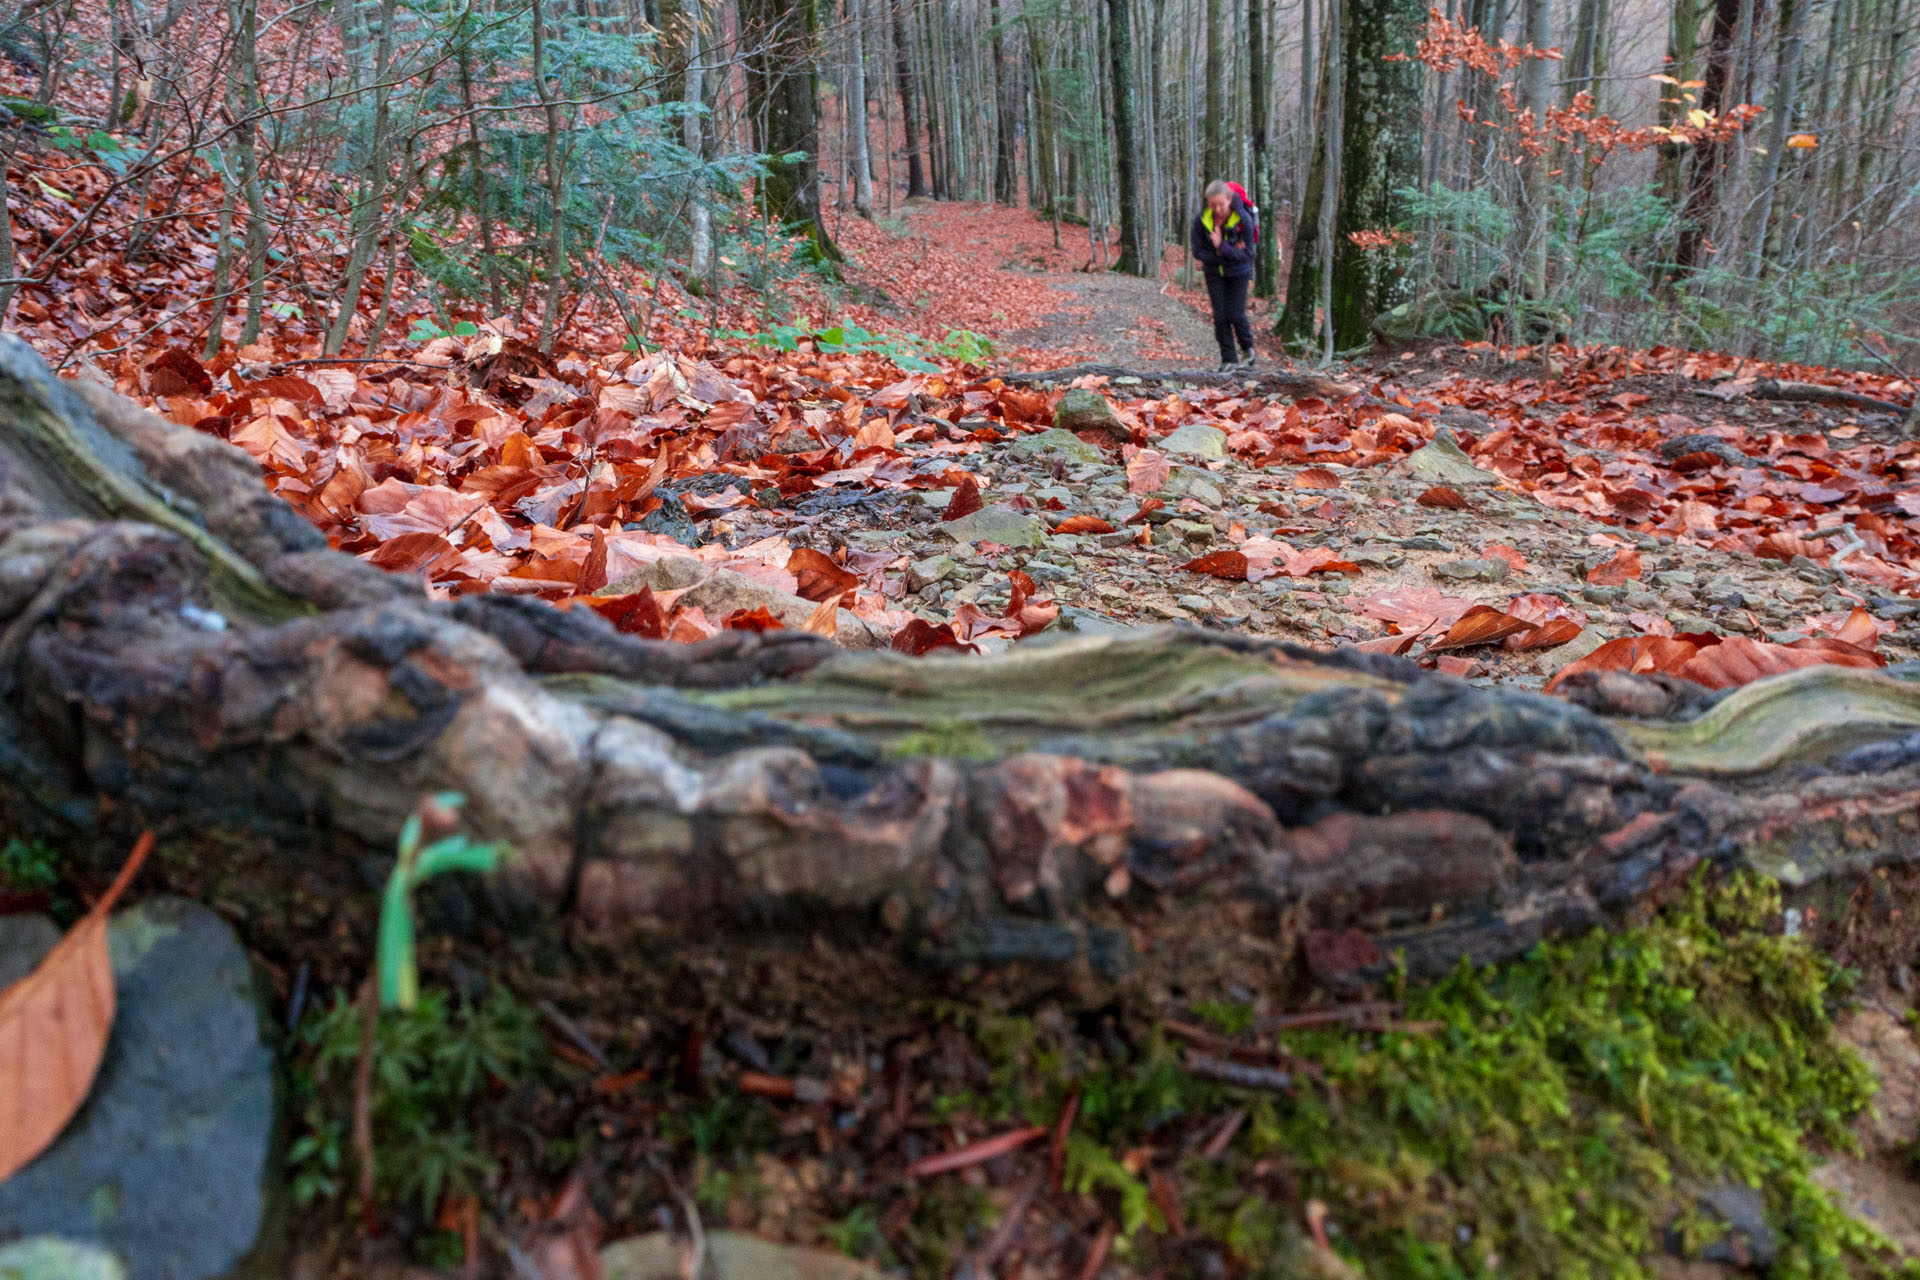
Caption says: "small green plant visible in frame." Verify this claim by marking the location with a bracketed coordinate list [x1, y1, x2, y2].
[0, 837, 62, 894]
[378, 792, 503, 1011]
[288, 985, 546, 1215]
[823, 1204, 884, 1260]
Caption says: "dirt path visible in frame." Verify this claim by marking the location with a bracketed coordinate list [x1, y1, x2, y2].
[1000, 271, 1226, 368]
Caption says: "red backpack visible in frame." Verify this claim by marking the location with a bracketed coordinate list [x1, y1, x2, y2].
[1226, 181, 1261, 252]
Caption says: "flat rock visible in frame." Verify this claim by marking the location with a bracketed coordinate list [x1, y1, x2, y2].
[598, 554, 708, 594]
[906, 554, 957, 591]
[1395, 431, 1500, 486]
[1157, 468, 1225, 508]
[1050, 388, 1129, 444]
[1008, 428, 1105, 466]
[601, 1231, 884, 1280]
[676, 568, 888, 648]
[1157, 423, 1228, 459]
[1433, 557, 1510, 583]
[0, 898, 279, 1280]
[938, 506, 1048, 549]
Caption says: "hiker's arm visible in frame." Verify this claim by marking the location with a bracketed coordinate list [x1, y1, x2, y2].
[1190, 220, 1218, 267]
[1216, 236, 1249, 266]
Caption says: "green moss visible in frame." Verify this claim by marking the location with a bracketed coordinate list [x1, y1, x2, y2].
[1207, 874, 1912, 1279]
[888, 719, 994, 761]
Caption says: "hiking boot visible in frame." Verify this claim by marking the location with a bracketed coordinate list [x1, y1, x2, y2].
[1218, 360, 1238, 372]
[1238, 352, 1259, 369]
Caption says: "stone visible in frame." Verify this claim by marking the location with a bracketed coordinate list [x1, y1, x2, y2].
[906, 554, 957, 592]
[0, 898, 279, 1280]
[601, 1231, 885, 1280]
[1157, 468, 1225, 508]
[937, 506, 1048, 549]
[598, 554, 708, 595]
[676, 569, 889, 648]
[1176, 594, 1216, 615]
[1051, 388, 1129, 444]
[1400, 535, 1454, 552]
[1582, 583, 1627, 605]
[1544, 627, 1609, 672]
[1157, 423, 1228, 459]
[0, 914, 60, 988]
[1395, 431, 1500, 486]
[1053, 606, 1135, 636]
[1693, 1183, 1777, 1270]
[1008, 428, 1105, 467]
[1433, 558, 1509, 583]
[0, 1239, 127, 1280]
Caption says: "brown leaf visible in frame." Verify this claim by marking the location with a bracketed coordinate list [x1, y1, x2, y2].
[1052, 515, 1116, 535]
[1506, 618, 1583, 651]
[786, 547, 860, 602]
[1124, 497, 1166, 525]
[362, 531, 457, 574]
[1585, 547, 1644, 586]
[944, 475, 984, 521]
[892, 618, 978, 655]
[1427, 605, 1538, 651]
[800, 596, 841, 636]
[1547, 635, 1700, 691]
[583, 587, 665, 638]
[0, 831, 153, 1183]
[1293, 466, 1342, 489]
[1126, 450, 1172, 494]
[1677, 636, 1881, 689]
[1416, 486, 1470, 509]
[1179, 550, 1251, 580]
[720, 606, 784, 633]
[1755, 532, 1822, 562]
[579, 526, 609, 594]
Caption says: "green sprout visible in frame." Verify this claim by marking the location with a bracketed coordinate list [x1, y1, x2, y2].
[377, 793, 504, 1011]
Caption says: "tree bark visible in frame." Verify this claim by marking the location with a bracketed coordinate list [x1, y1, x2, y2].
[322, 0, 398, 356]
[7, 336, 1920, 993]
[846, 0, 875, 218]
[891, 0, 929, 199]
[990, 0, 1017, 204]
[1204, 0, 1226, 180]
[1249, 0, 1277, 297]
[741, 0, 843, 264]
[1106, 0, 1149, 274]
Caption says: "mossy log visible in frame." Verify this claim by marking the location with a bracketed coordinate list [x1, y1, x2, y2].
[3, 334, 1919, 991]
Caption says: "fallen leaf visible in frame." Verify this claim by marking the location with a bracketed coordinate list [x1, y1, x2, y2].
[1585, 547, 1644, 586]
[800, 596, 841, 636]
[1180, 550, 1251, 580]
[1294, 467, 1342, 489]
[1547, 635, 1699, 690]
[944, 475, 984, 521]
[1427, 605, 1538, 651]
[1677, 635, 1881, 689]
[892, 618, 977, 655]
[1126, 450, 1173, 495]
[1416, 486, 1470, 509]
[786, 547, 860, 602]
[583, 587, 666, 638]
[1052, 515, 1116, 535]
[0, 831, 153, 1183]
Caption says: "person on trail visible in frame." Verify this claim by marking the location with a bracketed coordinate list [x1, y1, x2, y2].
[1191, 179, 1257, 371]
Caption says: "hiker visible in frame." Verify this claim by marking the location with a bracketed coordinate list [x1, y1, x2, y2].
[1191, 180, 1257, 370]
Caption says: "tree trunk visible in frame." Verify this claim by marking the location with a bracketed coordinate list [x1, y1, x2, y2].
[1106, 0, 1149, 274]
[533, 0, 571, 354]
[1518, 0, 1551, 308]
[1249, 0, 1277, 297]
[1741, 0, 1804, 275]
[742, 0, 843, 264]
[322, 0, 398, 356]
[1280, 0, 1338, 347]
[846, 0, 875, 218]
[1204, 0, 1226, 180]
[6, 334, 1920, 994]
[991, 0, 1017, 204]
[1674, 0, 1743, 273]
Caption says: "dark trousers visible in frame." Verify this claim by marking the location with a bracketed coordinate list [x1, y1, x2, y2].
[1205, 272, 1253, 363]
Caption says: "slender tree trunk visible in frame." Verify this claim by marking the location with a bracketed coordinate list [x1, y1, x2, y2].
[533, 0, 570, 352]
[1107, 0, 1148, 273]
[204, 171, 235, 359]
[1519, 0, 1551, 306]
[231, 0, 268, 345]
[990, 0, 1017, 203]
[1742, 0, 1805, 273]
[322, 0, 398, 356]
[458, 39, 505, 313]
[847, 0, 875, 217]
[685, 0, 713, 275]
[1204, 0, 1226, 179]
[1250, 0, 1276, 296]
[892, 0, 929, 197]
[1674, 0, 1744, 272]
[742, 0, 842, 262]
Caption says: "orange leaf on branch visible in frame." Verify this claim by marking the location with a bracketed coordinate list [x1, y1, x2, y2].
[0, 831, 153, 1183]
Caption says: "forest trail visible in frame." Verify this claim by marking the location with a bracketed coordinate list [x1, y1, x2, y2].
[839, 200, 1255, 369]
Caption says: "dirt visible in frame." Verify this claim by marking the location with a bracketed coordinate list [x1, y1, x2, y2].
[1000, 271, 1229, 369]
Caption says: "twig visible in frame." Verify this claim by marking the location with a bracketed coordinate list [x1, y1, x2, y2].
[1183, 1052, 1294, 1093]
[538, 998, 612, 1072]
[907, 1124, 1049, 1178]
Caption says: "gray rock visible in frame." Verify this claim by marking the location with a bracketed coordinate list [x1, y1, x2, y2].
[0, 899, 279, 1280]
[1157, 423, 1228, 459]
[601, 1231, 885, 1280]
[1176, 594, 1216, 615]
[1009, 428, 1105, 467]
[1395, 431, 1499, 486]
[1157, 468, 1225, 508]
[1051, 389, 1129, 444]
[1433, 558, 1510, 583]
[1053, 606, 1135, 636]
[1399, 535, 1454, 552]
[598, 554, 708, 595]
[1542, 627, 1608, 672]
[676, 568, 888, 648]
[1695, 1183, 1777, 1270]
[0, 915, 61, 988]
[1581, 583, 1627, 605]
[906, 554, 957, 591]
[938, 506, 1048, 549]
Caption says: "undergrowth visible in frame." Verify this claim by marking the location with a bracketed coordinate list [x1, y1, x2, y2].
[922, 875, 1912, 1279]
